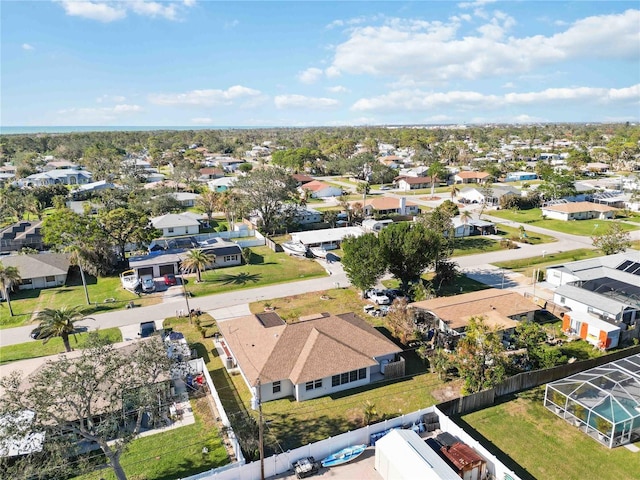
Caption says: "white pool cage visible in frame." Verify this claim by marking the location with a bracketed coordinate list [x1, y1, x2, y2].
[544, 353, 640, 448]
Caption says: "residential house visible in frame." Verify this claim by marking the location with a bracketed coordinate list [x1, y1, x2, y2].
[290, 226, 365, 250]
[20, 169, 92, 187]
[291, 173, 315, 186]
[168, 192, 200, 208]
[561, 311, 621, 350]
[458, 185, 520, 206]
[540, 201, 617, 221]
[361, 219, 394, 233]
[151, 214, 200, 237]
[71, 180, 117, 200]
[219, 312, 403, 402]
[453, 171, 491, 184]
[354, 197, 421, 217]
[546, 252, 640, 342]
[504, 172, 537, 182]
[213, 156, 246, 173]
[43, 160, 78, 171]
[584, 162, 610, 174]
[198, 168, 224, 181]
[0, 253, 69, 296]
[394, 176, 435, 191]
[450, 216, 495, 237]
[301, 180, 342, 198]
[410, 289, 539, 337]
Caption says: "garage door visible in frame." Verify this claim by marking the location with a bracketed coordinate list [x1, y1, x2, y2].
[159, 264, 176, 276]
[138, 267, 154, 277]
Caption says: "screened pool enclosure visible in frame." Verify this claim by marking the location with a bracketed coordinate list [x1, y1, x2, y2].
[544, 353, 640, 448]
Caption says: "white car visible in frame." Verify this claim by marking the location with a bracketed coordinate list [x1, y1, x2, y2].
[369, 291, 391, 305]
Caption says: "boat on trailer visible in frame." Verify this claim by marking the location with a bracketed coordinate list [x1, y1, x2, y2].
[282, 241, 308, 256]
[120, 269, 140, 292]
[320, 444, 367, 468]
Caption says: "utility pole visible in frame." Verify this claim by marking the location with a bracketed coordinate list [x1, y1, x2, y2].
[257, 379, 265, 480]
[180, 270, 192, 323]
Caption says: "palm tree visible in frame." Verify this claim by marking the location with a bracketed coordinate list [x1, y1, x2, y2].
[33, 306, 94, 352]
[65, 244, 91, 305]
[0, 262, 21, 317]
[449, 183, 460, 201]
[427, 161, 446, 198]
[461, 211, 472, 225]
[181, 249, 215, 282]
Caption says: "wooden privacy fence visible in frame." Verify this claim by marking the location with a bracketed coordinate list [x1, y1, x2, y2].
[438, 344, 640, 417]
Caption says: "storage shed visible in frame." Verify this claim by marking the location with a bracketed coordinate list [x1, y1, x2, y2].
[375, 429, 459, 480]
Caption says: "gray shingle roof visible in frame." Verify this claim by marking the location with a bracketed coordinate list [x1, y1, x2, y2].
[0, 253, 70, 279]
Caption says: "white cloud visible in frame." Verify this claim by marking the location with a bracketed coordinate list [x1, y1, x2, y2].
[502, 82, 515, 89]
[96, 94, 126, 103]
[191, 117, 213, 124]
[351, 84, 640, 113]
[327, 85, 349, 93]
[328, 10, 640, 83]
[274, 95, 340, 109]
[22, 43, 35, 51]
[458, 0, 497, 9]
[149, 85, 263, 106]
[297, 67, 323, 84]
[224, 19, 239, 29]
[57, 104, 142, 123]
[57, 0, 195, 22]
[58, 1, 126, 22]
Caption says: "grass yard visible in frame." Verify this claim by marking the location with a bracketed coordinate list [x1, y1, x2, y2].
[76, 396, 229, 480]
[0, 328, 122, 364]
[492, 248, 603, 279]
[494, 224, 557, 245]
[184, 246, 326, 297]
[381, 273, 490, 298]
[461, 387, 639, 480]
[0, 275, 162, 329]
[489, 208, 639, 236]
[452, 237, 505, 256]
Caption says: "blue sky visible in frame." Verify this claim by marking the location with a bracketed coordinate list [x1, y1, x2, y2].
[2, 1, 639, 127]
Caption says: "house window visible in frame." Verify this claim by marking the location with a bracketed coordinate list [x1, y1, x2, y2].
[560, 296, 566, 304]
[332, 369, 366, 387]
[22, 279, 32, 285]
[45, 276, 55, 282]
[168, 227, 174, 233]
[332, 375, 340, 387]
[305, 379, 322, 391]
[224, 255, 238, 262]
[272, 381, 281, 394]
[358, 368, 366, 380]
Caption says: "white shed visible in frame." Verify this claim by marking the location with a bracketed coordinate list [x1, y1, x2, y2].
[375, 429, 459, 480]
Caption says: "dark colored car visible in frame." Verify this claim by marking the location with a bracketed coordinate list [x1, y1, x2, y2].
[139, 321, 157, 338]
[163, 273, 177, 286]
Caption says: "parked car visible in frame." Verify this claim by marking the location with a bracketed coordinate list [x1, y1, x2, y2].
[368, 290, 391, 305]
[139, 321, 156, 338]
[163, 273, 177, 286]
[380, 185, 391, 190]
[141, 275, 156, 293]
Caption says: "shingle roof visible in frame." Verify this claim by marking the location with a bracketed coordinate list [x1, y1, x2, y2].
[0, 253, 70, 280]
[351, 197, 418, 210]
[151, 214, 200, 228]
[542, 201, 617, 213]
[410, 289, 539, 331]
[396, 176, 434, 184]
[455, 171, 490, 179]
[302, 180, 335, 192]
[220, 312, 401, 386]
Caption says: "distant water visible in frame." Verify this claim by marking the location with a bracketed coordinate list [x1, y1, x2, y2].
[0, 126, 259, 135]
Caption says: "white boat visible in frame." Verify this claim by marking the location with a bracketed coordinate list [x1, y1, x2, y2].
[120, 269, 140, 291]
[282, 241, 308, 256]
[310, 246, 328, 258]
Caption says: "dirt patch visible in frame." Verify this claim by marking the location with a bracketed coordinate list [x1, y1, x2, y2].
[431, 380, 463, 402]
[420, 196, 441, 201]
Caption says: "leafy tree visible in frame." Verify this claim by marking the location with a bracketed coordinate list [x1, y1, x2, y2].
[0, 336, 175, 480]
[99, 207, 157, 259]
[362, 400, 377, 426]
[234, 167, 298, 234]
[449, 183, 460, 201]
[536, 172, 577, 201]
[456, 316, 507, 394]
[592, 223, 632, 255]
[32, 306, 94, 352]
[515, 320, 547, 352]
[323, 210, 339, 228]
[241, 247, 252, 265]
[341, 233, 387, 293]
[0, 261, 21, 317]
[238, 162, 253, 173]
[379, 222, 442, 291]
[428, 348, 455, 381]
[181, 249, 215, 282]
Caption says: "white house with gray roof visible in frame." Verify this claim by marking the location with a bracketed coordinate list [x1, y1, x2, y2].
[151, 214, 200, 237]
[0, 253, 70, 296]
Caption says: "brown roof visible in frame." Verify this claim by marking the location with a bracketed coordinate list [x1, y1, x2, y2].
[410, 289, 539, 331]
[395, 176, 434, 184]
[542, 201, 617, 213]
[440, 442, 484, 471]
[292, 173, 314, 184]
[350, 196, 418, 211]
[455, 171, 490, 179]
[302, 180, 334, 192]
[219, 312, 402, 386]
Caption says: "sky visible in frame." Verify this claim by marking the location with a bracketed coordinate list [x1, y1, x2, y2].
[1, 0, 639, 127]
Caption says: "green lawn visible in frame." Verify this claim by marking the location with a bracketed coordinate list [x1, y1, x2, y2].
[452, 237, 505, 256]
[492, 248, 603, 279]
[462, 387, 639, 480]
[489, 208, 639, 236]
[184, 246, 326, 297]
[0, 276, 161, 329]
[76, 396, 229, 480]
[494, 224, 557, 245]
[0, 328, 122, 364]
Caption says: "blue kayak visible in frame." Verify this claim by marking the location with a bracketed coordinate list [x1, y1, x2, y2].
[321, 444, 367, 468]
